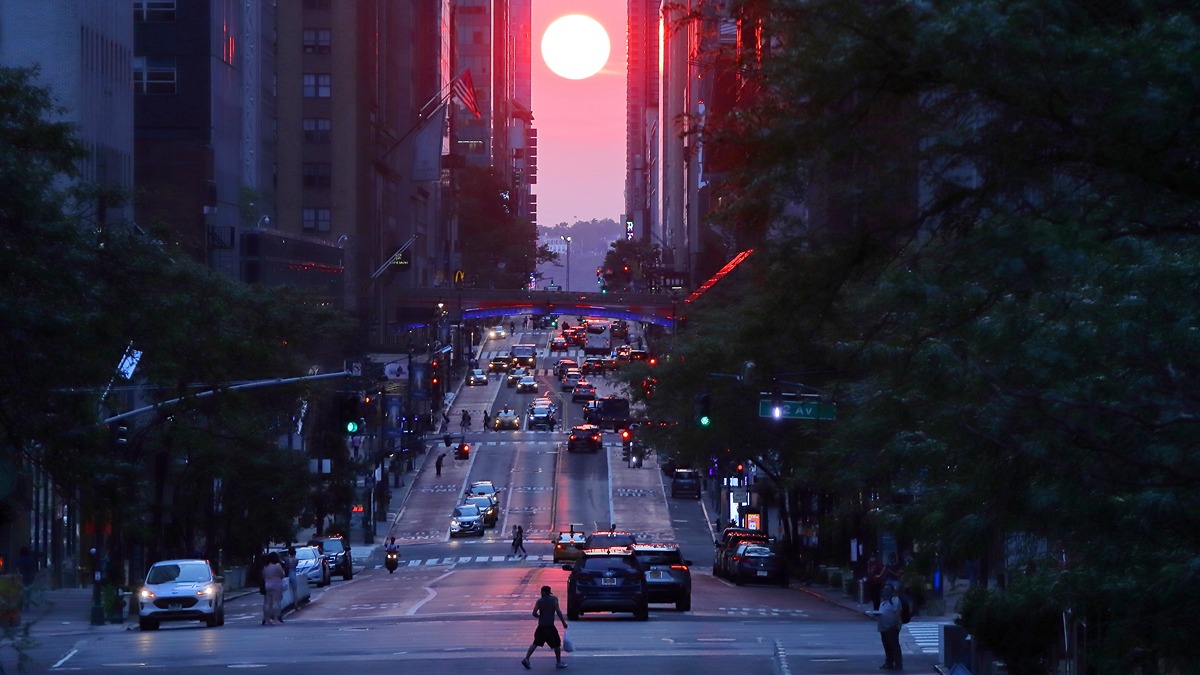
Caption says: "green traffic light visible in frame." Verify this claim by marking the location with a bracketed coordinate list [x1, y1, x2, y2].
[699, 415, 711, 427]
[345, 420, 359, 434]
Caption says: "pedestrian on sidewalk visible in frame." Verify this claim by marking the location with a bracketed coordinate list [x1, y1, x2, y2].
[282, 546, 299, 615]
[512, 525, 527, 557]
[874, 584, 903, 670]
[436, 453, 445, 476]
[522, 585, 568, 670]
[17, 546, 37, 610]
[260, 552, 286, 625]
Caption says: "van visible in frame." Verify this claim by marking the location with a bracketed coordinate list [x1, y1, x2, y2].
[670, 469, 701, 499]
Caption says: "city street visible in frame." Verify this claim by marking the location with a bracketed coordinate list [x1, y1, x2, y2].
[9, 326, 942, 674]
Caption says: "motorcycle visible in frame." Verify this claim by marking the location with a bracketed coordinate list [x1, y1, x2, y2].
[385, 550, 399, 573]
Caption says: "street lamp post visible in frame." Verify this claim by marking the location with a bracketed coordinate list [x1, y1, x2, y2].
[560, 235, 572, 292]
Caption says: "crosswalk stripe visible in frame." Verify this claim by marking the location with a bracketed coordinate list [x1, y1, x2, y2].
[905, 622, 945, 654]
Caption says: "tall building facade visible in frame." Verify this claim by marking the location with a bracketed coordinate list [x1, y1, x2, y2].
[625, 0, 659, 256]
[0, 0, 135, 590]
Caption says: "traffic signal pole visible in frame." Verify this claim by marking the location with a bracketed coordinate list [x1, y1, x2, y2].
[99, 369, 354, 425]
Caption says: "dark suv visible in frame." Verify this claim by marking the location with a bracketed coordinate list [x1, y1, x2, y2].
[567, 424, 603, 453]
[309, 534, 353, 580]
[670, 469, 701, 499]
[630, 543, 692, 611]
[562, 548, 648, 620]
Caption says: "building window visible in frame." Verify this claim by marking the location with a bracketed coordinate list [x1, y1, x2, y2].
[302, 163, 332, 189]
[303, 118, 332, 143]
[134, 0, 176, 22]
[133, 56, 177, 95]
[302, 73, 331, 98]
[302, 208, 332, 232]
[302, 29, 332, 54]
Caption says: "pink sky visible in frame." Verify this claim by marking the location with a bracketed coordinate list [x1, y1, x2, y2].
[531, 1, 628, 228]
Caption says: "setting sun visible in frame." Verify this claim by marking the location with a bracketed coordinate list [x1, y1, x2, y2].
[541, 14, 610, 80]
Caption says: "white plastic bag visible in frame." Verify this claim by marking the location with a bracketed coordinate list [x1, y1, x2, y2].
[561, 628, 575, 653]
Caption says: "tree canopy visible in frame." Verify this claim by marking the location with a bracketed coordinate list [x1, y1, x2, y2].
[641, 1, 1200, 670]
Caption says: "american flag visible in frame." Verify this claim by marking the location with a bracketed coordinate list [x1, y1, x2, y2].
[451, 69, 481, 119]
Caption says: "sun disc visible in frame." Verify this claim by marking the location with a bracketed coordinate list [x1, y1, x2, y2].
[541, 14, 610, 80]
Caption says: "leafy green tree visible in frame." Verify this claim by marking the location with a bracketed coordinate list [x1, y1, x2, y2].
[456, 166, 539, 288]
[669, 1, 1200, 669]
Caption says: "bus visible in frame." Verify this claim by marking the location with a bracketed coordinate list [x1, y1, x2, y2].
[509, 343, 537, 369]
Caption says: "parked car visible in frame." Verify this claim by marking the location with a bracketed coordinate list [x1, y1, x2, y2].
[466, 368, 488, 386]
[493, 407, 521, 430]
[712, 527, 770, 578]
[292, 545, 330, 587]
[463, 494, 499, 527]
[630, 543, 692, 611]
[729, 542, 789, 587]
[450, 504, 485, 537]
[670, 469, 702, 499]
[562, 548, 648, 620]
[568, 424, 603, 453]
[137, 559, 224, 631]
[309, 534, 354, 580]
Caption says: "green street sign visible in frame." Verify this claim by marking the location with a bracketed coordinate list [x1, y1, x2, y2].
[758, 399, 836, 420]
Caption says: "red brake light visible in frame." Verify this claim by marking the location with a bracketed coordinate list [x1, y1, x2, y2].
[670, 565, 689, 571]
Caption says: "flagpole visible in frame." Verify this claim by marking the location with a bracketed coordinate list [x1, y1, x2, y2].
[380, 67, 475, 160]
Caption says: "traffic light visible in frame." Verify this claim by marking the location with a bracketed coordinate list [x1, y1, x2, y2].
[695, 392, 712, 427]
[108, 421, 129, 450]
[620, 429, 632, 460]
[335, 393, 362, 434]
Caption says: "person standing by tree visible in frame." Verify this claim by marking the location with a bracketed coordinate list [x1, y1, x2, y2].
[522, 585, 568, 669]
[260, 552, 287, 625]
[872, 583, 903, 670]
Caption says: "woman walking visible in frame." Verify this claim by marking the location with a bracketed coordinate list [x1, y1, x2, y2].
[512, 525, 527, 557]
[261, 551, 287, 625]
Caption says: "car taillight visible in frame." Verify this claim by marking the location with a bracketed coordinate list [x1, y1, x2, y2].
[670, 565, 689, 571]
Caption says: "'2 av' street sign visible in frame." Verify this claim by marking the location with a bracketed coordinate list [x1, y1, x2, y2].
[758, 399, 837, 421]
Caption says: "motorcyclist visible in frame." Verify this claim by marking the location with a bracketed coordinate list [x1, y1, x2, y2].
[384, 537, 400, 573]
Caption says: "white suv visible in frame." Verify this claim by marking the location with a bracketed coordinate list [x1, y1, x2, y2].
[138, 559, 224, 630]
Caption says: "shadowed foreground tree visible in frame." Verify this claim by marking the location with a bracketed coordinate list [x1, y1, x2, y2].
[660, 1, 1200, 670]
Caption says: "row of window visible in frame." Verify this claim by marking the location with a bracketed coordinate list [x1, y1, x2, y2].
[133, 63, 339, 99]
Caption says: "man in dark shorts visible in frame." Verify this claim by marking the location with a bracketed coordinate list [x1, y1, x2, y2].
[522, 585, 568, 669]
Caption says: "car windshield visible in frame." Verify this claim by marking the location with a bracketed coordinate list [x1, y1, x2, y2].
[580, 555, 640, 573]
[147, 562, 212, 584]
[558, 533, 586, 544]
[455, 505, 480, 517]
[295, 548, 318, 561]
[466, 497, 491, 508]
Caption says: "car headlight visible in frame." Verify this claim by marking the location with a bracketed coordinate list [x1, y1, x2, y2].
[197, 584, 216, 597]
[451, 519, 460, 527]
[140, 588, 155, 599]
